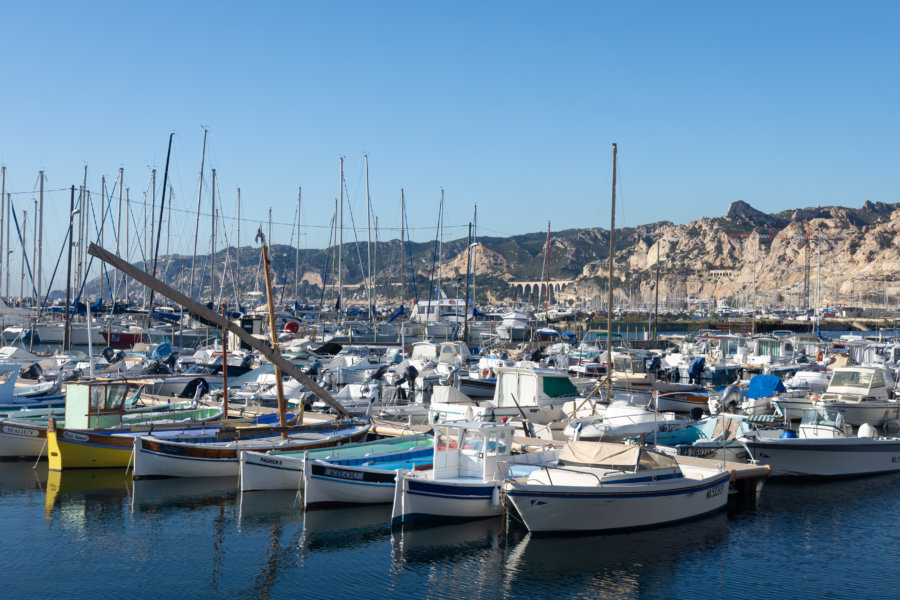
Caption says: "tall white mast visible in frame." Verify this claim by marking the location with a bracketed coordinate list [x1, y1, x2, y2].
[295, 187, 301, 302]
[365, 155, 374, 324]
[338, 157, 344, 319]
[190, 128, 208, 300]
[37, 171, 44, 305]
[115, 168, 123, 306]
[211, 168, 217, 303]
[0, 166, 4, 300]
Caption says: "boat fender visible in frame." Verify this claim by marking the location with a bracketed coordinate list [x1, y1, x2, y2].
[816, 351, 824, 362]
[858, 423, 877, 438]
[491, 486, 501, 507]
[883, 420, 900, 437]
[780, 430, 798, 438]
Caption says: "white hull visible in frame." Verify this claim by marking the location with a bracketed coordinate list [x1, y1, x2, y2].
[505, 468, 730, 533]
[134, 424, 370, 478]
[813, 402, 899, 427]
[741, 434, 900, 477]
[239, 451, 305, 491]
[0, 420, 47, 458]
[304, 461, 399, 508]
[391, 472, 500, 525]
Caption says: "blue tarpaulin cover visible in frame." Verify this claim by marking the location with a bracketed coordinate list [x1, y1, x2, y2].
[747, 374, 786, 399]
[688, 356, 706, 380]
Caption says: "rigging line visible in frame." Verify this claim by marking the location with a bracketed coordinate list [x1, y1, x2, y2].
[318, 212, 337, 314]
[88, 186, 115, 296]
[278, 205, 300, 305]
[404, 200, 418, 304]
[426, 202, 441, 315]
[9, 200, 39, 302]
[37, 224, 70, 319]
[342, 183, 372, 314]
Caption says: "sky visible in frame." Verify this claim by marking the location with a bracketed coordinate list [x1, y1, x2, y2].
[1, 1, 898, 292]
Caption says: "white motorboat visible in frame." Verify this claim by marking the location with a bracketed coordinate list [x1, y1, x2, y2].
[390, 421, 557, 526]
[503, 441, 731, 533]
[813, 366, 899, 426]
[563, 394, 695, 442]
[740, 407, 900, 477]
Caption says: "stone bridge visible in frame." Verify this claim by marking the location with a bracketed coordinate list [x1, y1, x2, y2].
[509, 279, 576, 299]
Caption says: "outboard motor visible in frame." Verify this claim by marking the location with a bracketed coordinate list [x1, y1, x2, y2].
[306, 360, 322, 377]
[721, 384, 742, 412]
[369, 364, 389, 381]
[179, 377, 210, 399]
[101, 347, 117, 362]
[20, 363, 43, 380]
[689, 406, 704, 421]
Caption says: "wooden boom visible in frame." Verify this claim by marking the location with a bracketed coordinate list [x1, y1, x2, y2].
[87, 242, 351, 419]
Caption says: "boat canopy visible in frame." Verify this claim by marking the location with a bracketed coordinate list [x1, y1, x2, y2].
[558, 441, 678, 471]
[747, 375, 786, 399]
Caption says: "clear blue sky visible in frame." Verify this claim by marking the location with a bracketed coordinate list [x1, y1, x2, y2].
[1, 1, 898, 290]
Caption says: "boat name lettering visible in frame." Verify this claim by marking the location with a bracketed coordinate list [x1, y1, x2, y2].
[323, 467, 364, 481]
[63, 431, 90, 443]
[2, 425, 39, 437]
[260, 457, 283, 466]
[706, 484, 725, 499]
[893, 457, 900, 463]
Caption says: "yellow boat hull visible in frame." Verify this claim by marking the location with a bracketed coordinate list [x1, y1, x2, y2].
[47, 427, 134, 471]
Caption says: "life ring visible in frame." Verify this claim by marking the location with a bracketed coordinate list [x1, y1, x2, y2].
[284, 321, 299, 334]
[480, 367, 492, 379]
[816, 351, 824, 362]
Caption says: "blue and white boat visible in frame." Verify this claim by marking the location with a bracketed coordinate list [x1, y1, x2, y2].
[390, 421, 557, 526]
[303, 439, 434, 509]
[503, 441, 732, 533]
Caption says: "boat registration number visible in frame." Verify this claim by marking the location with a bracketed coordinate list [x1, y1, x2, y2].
[706, 484, 725, 499]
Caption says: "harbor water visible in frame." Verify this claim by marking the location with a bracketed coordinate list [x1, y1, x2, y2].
[3, 461, 899, 599]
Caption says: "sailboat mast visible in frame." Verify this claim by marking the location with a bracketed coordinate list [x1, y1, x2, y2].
[115, 168, 123, 307]
[211, 168, 217, 304]
[190, 128, 208, 301]
[98, 175, 104, 303]
[145, 132, 174, 328]
[544, 221, 551, 320]
[124, 188, 130, 303]
[338, 157, 344, 320]
[400, 189, 405, 305]
[606, 143, 617, 401]
[236, 187, 241, 309]
[438, 189, 444, 296]
[37, 171, 43, 306]
[365, 155, 372, 322]
[0, 166, 4, 300]
[295, 187, 301, 303]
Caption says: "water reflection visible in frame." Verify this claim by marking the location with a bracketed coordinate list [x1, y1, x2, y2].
[503, 513, 729, 599]
[299, 504, 392, 557]
[0, 461, 48, 496]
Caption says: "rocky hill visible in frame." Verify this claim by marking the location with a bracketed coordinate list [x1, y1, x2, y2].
[84, 200, 900, 309]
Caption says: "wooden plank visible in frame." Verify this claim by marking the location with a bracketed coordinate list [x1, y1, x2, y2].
[87, 242, 350, 418]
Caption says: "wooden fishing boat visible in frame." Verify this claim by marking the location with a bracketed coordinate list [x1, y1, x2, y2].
[132, 420, 370, 478]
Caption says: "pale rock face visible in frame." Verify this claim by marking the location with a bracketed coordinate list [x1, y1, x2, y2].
[565, 200, 900, 306]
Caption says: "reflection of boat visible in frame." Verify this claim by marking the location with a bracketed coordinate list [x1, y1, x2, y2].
[390, 518, 501, 569]
[298, 504, 392, 555]
[131, 476, 237, 511]
[502, 514, 728, 596]
[237, 490, 300, 527]
[504, 441, 731, 533]
[0, 461, 48, 494]
[43, 468, 132, 518]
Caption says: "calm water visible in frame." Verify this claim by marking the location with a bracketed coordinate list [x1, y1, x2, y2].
[2, 463, 899, 599]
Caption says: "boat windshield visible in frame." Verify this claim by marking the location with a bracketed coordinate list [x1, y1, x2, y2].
[800, 408, 842, 427]
[830, 370, 872, 389]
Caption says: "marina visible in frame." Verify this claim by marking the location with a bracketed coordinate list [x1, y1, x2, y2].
[4, 2, 900, 598]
